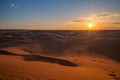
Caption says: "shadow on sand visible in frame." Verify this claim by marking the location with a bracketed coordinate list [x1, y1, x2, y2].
[0, 50, 77, 67]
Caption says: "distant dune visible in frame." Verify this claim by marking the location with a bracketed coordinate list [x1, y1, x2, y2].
[0, 30, 120, 80]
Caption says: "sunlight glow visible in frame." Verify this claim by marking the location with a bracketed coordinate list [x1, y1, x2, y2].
[88, 22, 94, 29]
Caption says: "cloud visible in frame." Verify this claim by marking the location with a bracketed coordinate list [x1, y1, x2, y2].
[71, 12, 120, 23]
[110, 22, 120, 24]
[90, 12, 120, 20]
[72, 19, 84, 22]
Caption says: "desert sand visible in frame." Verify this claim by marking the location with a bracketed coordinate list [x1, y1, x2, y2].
[0, 30, 120, 80]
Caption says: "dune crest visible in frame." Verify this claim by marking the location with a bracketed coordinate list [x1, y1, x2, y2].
[0, 50, 77, 67]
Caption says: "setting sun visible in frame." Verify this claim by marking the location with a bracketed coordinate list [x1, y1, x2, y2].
[88, 22, 94, 28]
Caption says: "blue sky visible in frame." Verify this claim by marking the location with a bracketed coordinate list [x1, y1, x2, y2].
[0, 0, 120, 30]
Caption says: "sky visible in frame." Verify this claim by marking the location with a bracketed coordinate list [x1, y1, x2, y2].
[0, 0, 120, 30]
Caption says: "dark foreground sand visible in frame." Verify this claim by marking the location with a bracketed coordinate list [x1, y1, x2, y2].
[0, 30, 120, 80]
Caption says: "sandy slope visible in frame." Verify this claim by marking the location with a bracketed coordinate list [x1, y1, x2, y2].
[0, 49, 120, 80]
[0, 30, 120, 80]
[0, 47, 30, 55]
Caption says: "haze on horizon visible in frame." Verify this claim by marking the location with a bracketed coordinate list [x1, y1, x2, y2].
[0, 0, 120, 30]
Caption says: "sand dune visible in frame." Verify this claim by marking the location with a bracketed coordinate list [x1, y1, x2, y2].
[0, 30, 120, 80]
[0, 50, 120, 80]
[0, 50, 77, 67]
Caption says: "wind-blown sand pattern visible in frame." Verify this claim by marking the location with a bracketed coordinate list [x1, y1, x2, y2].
[0, 30, 120, 80]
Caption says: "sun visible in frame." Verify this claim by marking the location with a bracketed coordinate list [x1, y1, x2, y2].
[88, 22, 94, 28]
